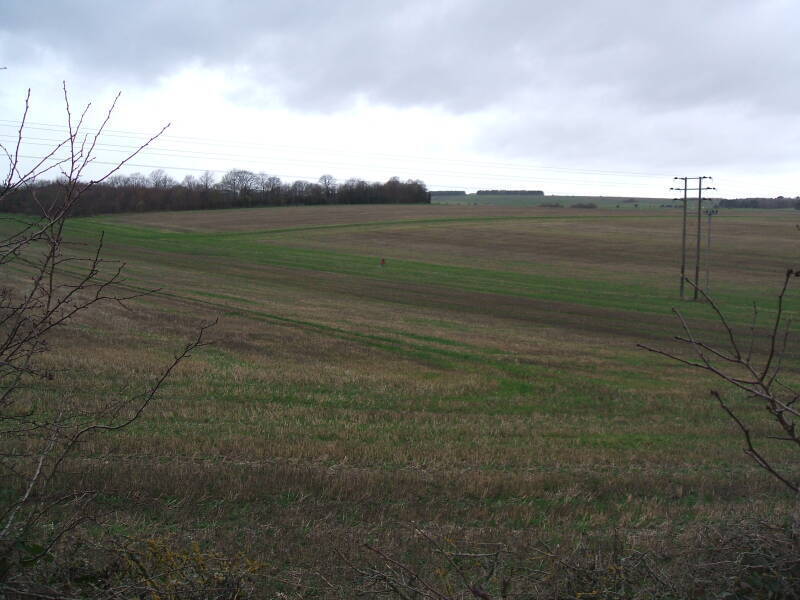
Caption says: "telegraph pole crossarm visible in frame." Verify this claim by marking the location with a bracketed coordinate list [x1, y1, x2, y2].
[671, 176, 715, 301]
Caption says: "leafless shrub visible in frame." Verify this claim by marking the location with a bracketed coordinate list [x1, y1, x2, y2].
[639, 275, 800, 495]
[0, 532, 265, 599]
[346, 520, 800, 599]
[341, 528, 513, 600]
[340, 526, 679, 600]
[0, 84, 210, 585]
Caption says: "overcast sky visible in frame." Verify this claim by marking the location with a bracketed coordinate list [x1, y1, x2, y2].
[1, 0, 798, 197]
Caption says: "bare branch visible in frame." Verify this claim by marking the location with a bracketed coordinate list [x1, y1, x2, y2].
[364, 543, 452, 600]
[712, 390, 798, 493]
[0, 85, 207, 585]
[685, 278, 742, 359]
[761, 269, 795, 381]
[644, 274, 800, 496]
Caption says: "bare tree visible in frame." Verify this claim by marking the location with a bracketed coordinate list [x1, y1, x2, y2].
[256, 172, 281, 200]
[182, 174, 198, 189]
[220, 169, 257, 200]
[0, 84, 210, 581]
[105, 174, 130, 188]
[640, 275, 800, 494]
[289, 179, 312, 204]
[149, 168, 176, 189]
[319, 174, 337, 204]
[199, 170, 215, 191]
[127, 171, 148, 188]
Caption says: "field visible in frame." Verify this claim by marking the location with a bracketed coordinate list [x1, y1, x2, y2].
[4, 203, 800, 595]
[432, 193, 673, 208]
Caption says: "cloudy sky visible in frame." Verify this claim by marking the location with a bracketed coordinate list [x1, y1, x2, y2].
[1, 0, 798, 197]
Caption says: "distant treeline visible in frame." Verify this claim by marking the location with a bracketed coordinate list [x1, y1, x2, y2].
[1, 170, 430, 216]
[475, 189, 544, 196]
[429, 190, 466, 196]
[718, 197, 800, 209]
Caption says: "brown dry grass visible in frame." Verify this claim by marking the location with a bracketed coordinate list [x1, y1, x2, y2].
[5, 204, 800, 596]
[108, 204, 593, 232]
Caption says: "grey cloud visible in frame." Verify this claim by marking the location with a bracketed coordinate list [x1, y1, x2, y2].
[2, 0, 798, 169]
[7, 0, 794, 112]
[483, 89, 800, 171]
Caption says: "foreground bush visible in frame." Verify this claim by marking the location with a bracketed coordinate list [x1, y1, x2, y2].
[5, 517, 799, 599]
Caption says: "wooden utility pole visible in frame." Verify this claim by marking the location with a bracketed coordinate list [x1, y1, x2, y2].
[692, 176, 715, 300]
[705, 206, 718, 293]
[671, 176, 715, 300]
[671, 177, 689, 300]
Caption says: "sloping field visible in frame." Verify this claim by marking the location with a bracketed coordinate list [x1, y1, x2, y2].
[432, 193, 670, 208]
[108, 203, 564, 232]
[4, 204, 799, 593]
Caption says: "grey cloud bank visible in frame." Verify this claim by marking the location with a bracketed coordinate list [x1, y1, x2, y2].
[2, 0, 799, 186]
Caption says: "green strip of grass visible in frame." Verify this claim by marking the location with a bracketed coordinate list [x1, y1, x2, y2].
[53, 217, 797, 324]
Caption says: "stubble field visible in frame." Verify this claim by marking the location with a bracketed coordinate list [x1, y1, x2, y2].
[4, 203, 800, 594]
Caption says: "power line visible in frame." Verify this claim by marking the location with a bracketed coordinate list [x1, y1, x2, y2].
[4, 120, 799, 196]
[14, 155, 668, 196]
[6, 127, 794, 198]
[21, 119, 795, 197]
[0, 119, 671, 179]
[12, 148, 668, 193]
[1, 130, 676, 192]
[11, 120, 795, 196]
[3, 135, 652, 182]
[1, 131, 664, 181]
[9, 135, 785, 199]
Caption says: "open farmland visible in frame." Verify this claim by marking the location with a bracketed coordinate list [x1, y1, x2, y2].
[432, 193, 672, 208]
[4, 204, 800, 594]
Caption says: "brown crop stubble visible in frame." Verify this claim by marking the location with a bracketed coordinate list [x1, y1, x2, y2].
[20, 205, 800, 594]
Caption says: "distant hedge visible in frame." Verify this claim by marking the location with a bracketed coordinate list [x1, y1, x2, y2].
[475, 190, 543, 196]
[2, 172, 431, 217]
[718, 197, 800, 209]
[430, 190, 466, 196]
